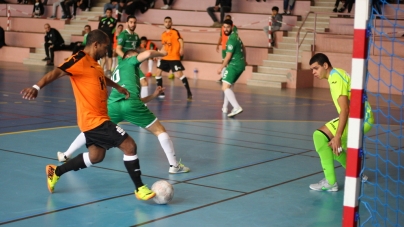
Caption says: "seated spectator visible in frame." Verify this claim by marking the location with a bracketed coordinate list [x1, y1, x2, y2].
[104, 0, 119, 15]
[112, 24, 123, 70]
[283, 0, 295, 15]
[140, 36, 158, 77]
[0, 26, 5, 48]
[78, 0, 91, 11]
[161, 0, 173, 9]
[207, 0, 232, 28]
[125, 0, 155, 16]
[71, 25, 91, 55]
[32, 0, 45, 18]
[50, 0, 67, 19]
[263, 6, 282, 47]
[61, 0, 78, 19]
[42, 23, 65, 66]
[338, 0, 355, 17]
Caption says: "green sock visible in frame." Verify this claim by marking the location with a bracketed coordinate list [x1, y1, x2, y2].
[334, 151, 347, 168]
[313, 130, 336, 185]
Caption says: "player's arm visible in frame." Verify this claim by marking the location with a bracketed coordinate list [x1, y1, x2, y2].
[216, 35, 221, 53]
[217, 52, 232, 74]
[104, 76, 130, 99]
[137, 49, 168, 62]
[242, 44, 247, 65]
[329, 95, 350, 154]
[141, 86, 165, 103]
[21, 67, 67, 100]
[98, 18, 103, 29]
[178, 38, 184, 56]
[116, 44, 124, 58]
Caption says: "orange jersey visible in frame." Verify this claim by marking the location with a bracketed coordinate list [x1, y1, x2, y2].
[113, 33, 118, 49]
[161, 29, 182, 60]
[140, 40, 158, 50]
[58, 51, 110, 132]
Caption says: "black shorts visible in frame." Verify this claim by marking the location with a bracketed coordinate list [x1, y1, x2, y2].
[84, 121, 128, 150]
[106, 44, 113, 58]
[157, 60, 185, 72]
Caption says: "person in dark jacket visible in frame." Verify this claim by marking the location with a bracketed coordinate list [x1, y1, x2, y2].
[207, 0, 232, 27]
[0, 26, 5, 49]
[32, 0, 45, 18]
[42, 24, 65, 66]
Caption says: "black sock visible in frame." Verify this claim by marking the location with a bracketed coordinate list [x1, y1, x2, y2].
[55, 153, 87, 176]
[124, 159, 144, 190]
[181, 76, 192, 95]
[156, 77, 163, 88]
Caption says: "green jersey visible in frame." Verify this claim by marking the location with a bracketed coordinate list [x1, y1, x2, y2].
[226, 32, 245, 69]
[117, 29, 140, 53]
[328, 68, 372, 118]
[109, 56, 142, 103]
[82, 33, 88, 45]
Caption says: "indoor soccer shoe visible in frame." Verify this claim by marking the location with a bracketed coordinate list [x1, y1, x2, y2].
[135, 185, 155, 200]
[227, 107, 243, 117]
[169, 161, 190, 174]
[309, 178, 338, 192]
[57, 151, 68, 162]
[46, 165, 60, 193]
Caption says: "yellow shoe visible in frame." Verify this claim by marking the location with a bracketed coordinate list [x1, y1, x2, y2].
[46, 165, 60, 193]
[168, 74, 175, 79]
[135, 185, 156, 200]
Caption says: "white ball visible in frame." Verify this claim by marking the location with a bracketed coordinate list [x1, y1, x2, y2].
[151, 180, 174, 204]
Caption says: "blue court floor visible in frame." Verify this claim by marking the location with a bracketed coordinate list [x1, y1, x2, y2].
[0, 63, 401, 227]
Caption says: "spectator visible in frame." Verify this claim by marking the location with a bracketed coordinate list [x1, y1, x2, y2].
[78, 0, 91, 11]
[71, 25, 91, 55]
[333, 0, 343, 12]
[283, 0, 295, 15]
[111, 24, 123, 70]
[61, 0, 79, 19]
[161, 0, 173, 9]
[338, 0, 355, 17]
[50, 0, 67, 19]
[207, 0, 232, 28]
[32, 0, 45, 18]
[125, 0, 155, 16]
[104, 0, 119, 15]
[263, 6, 282, 47]
[42, 23, 65, 66]
[140, 36, 158, 77]
[98, 8, 117, 77]
[0, 26, 5, 48]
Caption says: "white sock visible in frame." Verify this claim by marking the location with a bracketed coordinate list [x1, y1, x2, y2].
[224, 88, 240, 109]
[64, 132, 86, 158]
[123, 154, 138, 161]
[148, 59, 153, 73]
[223, 96, 229, 109]
[141, 86, 148, 98]
[82, 152, 93, 167]
[158, 132, 178, 166]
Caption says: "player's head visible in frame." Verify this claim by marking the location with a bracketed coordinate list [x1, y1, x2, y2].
[164, 17, 172, 29]
[116, 24, 123, 33]
[44, 23, 51, 33]
[140, 36, 148, 46]
[127, 15, 137, 32]
[84, 25, 91, 34]
[123, 49, 138, 59]
[272, 6, 279, 14]
[86, 30, 110, 60]
[105, 8, 112, 17]
[225, 15, 232, 20]
[223, 19, 233, 36]
[309, 53, 333, 79]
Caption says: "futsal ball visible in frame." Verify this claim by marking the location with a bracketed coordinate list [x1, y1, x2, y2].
[151, 180, 174, 204]
[168, 73, 175, 79]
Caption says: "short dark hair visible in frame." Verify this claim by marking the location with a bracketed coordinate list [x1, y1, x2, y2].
[223, 19, 233, 26]
[117, 24, 123, 28]
[272, 6, 279, 12]
[127, 15, 136, 22]
[225, 15, 232, 20]
[309, 53, 333, 67]
[164, 16, 172, 21]
[84, 25, 91, 30]
[140, 36, 148, 41]
[123, 49, 138, 59]
[85, 30, 109, 47]
[105, 8, 112, 12]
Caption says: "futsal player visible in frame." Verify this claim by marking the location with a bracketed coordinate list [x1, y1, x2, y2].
[21, 29, 155, 200]
[216, 15, 238, 83]
[154, 17, 193, 100]
[217, 19, 245, 117]
[308, 53, 374, 191]
[57, 48, 190, 174]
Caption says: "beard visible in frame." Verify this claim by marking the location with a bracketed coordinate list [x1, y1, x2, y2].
[165, 25, 171, 29]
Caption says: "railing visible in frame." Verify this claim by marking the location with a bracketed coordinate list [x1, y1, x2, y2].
[295, 11, 353, 69]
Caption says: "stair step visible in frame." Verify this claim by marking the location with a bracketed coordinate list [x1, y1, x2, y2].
[29, 53, 47, 60]
[277, 42, 311, 51]
[267, 54, 300, 62]
[282, 36, 313, 44]
[310, 6, 336, 12]
[272, 48, 300, 55]
[247, 80, 286, 88]
[297, 21, 329, 29]
[256, 66, 289, 74]
[287, 31, 314, 39]
[23, 58, 47, 66]
[262, 60, 297, 68]
[315, 2, 337, 7]
[251, 73, 288, 82]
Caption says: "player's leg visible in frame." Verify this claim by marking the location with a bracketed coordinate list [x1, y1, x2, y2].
[155, 60, 169, 98]
[146, 58, 153, 77]
[309, 119, 340, 191]
[105, 44, 113, 78]
[222, 67, 243, 117]
[57, 132, 86, 162]
[139, 70, 149, 99]
[171, 61, 192, 100]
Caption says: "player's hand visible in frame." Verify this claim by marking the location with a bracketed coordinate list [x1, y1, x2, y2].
[179, 49, 184, 56]
[21, 87, 38, 100]
[159, 48, 168, 56]
[217, 67, 223, 75]
[117, 86, 130, 99]
[216, 45, 220, 53]
[328, 136, 342, 156]
[154, 86, 165, 96]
